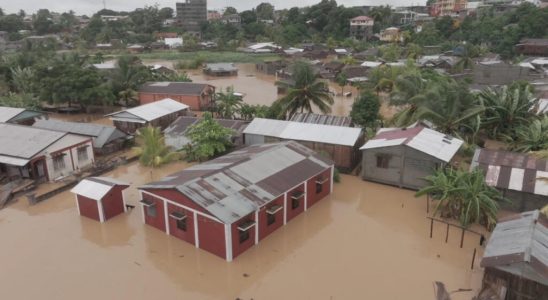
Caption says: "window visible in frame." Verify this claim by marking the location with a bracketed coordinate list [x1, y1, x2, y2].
[239, 230, 249, 243]
[177, 219, 187, 231]
[77, 146, 88, 162]
[376, 154, 391, 169]
[316, 182, 323, 194]
[267, 213, 275, 226]
[147, 205, 157, 217]
[237, 220, 255, 244]
[292, 198, 300, 210]
[52, 155, 66, 171]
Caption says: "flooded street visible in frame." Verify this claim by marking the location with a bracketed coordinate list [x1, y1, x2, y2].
[0, 160, 484, 299]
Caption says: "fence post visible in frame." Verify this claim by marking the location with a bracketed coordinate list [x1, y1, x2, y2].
[426, 194, 429, 213]
[460, 228, 465, 248]
[471, 248, 477, 270]
[430, 218, 434, 238]
[445, 223, 450, 243]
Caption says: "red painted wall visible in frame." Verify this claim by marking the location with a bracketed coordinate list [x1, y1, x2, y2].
[142, 193, 166, 232]
[77, 195, 100, 221]
[102, 185, 126, 221]
[231, 213, 256, 259]
[166, 203, 195, 246]
[258, 195, 284, 241]
[306, 167, 332, 209]
[139, 93, 203, 111]
[286, 183, 306, 222]
[197, 214, 226, 259]
[144, 189, 210, 216]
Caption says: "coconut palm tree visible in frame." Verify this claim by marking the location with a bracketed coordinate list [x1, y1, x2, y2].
[276, 61, 333, 119]
[478, 85, 538, 138]
[416, 168, 505, 229]
[133, 126, 180, 168]
[214, 86, 243, 119]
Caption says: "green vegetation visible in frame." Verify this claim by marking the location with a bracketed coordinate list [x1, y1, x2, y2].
[350, 90, 381, 129]
[183, 112, 234, 162]
[133, 126, 180, 168]
[214, 86, 243, 119]
[141, 51, 280, 64]
[416, 168, 507, 229]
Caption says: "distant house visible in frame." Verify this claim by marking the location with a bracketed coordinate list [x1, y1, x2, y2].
[138, 82, 215, 111]
[290, 113, 352, 127]
[150, 65, 177, 77]
[354, 48, 380, 60]
[106, 98, 190, 134]
[480, 210, 548, 300]
[473, 61, 541, 86]
[127, 44, 144, 53]
[0, 106, 44, 125]
[203, 63, 238, 76]
[516, 38, 548, 56]
[71, 177, 130, 223]
[164, 116, 247, 150]
[0, 123, 94, 182]
[139, 141, 334, 261]
[255, 60, 287, 75]
[155, 32, 179, 40]
[32, 119, 128, 155]
[341, 65, 370, 83]
[243, 118, 364, 172]
[350, 16, 374, 40]
[379, 27, 402, 42]
[164, 38, 183, 49]
[470, 149, 548, 212]
[243, 42, 281, 53]
[222, 14, 241, 26]
[360, 126, 463, 190]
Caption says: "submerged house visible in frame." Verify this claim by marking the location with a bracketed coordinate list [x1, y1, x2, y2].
[480, 210, 548, 300]
[33, 119, 128, 155]
[243, 118, 363, 172]
[203, 63, 238, 76]
[71, 177, 130, 223]
[0, 123, 94, 182]
[164, 116, 247, 150]
[0, 106, 44, 125]
[138, 82, 215, 111]
[470, 149, 548, 212]
[139, 141, 334, 261]
[360, 126, 463, 190]
[106, 98, 189, 134]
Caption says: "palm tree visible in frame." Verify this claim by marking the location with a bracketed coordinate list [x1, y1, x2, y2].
[111, 56, 153, 105]
[133, 126, 180, 168]
[416, 168, 505, 229]
[214, 86, 243, 119]
[505, 115, 548, 153]
[478, 85, 538, 138]
[276, 61, 333, 119]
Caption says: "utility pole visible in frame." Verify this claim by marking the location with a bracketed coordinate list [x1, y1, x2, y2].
[103, 0, 107, 10]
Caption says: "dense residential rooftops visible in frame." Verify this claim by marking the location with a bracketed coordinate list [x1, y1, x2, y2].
[289, 113, 352, 127]
[481, 210, 548, 285]
[139, 82, 213, 96]
[244, 118, 363, 147]
[71, 177, 130, 201]
[106, 98, 189, 124]
[360, 126, 463, 162]
[141, 141, 333, 224]
[470, 149, 548, 196]
[33, 119, 128, 149]
[0, 106, 43, 123]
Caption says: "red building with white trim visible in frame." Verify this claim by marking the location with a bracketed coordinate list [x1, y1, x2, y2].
[139, 141, 334, 261]
[71, 177, 130, 222]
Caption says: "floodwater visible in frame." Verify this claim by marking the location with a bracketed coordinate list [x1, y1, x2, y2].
[0, 160, 485, 299]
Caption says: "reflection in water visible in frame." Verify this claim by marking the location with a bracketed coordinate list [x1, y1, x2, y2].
[0, 160, 483, 299]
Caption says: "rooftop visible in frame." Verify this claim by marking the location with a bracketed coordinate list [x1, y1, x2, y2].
[139, 82, 212, 96]
[203, 63, 238, 72]
[106, 98, 189, 123]
[0, 106, 42, 123]
[141, 141, 333, 224]
[71, 177, 130, 201]
[481, 210, 548, 285]
[360, 126, 463, 163]
[289, 113, 352, 127]
[244, 118, 363, 147]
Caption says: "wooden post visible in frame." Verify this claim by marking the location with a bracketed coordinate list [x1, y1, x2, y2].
[430, 218, 434, 238]
[445, 223, 450, 243]
[471, 248, 477, 270]
[460, 228, 465, 248]
[426, 194, 430, 213]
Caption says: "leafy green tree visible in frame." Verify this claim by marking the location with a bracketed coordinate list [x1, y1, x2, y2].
[223, 7, 238, 16]
[183, 112, 234, 162]
[134, 126, 180, 167]
[214, 86, 243, 119]
[276, 61, 334, 118]
[350, 90, 380, 128]
[379, 44, 402, 62]
[33, 9, 54, 35]
[416, 168, 506, 229]
[110, 55, 153, 105]
[0, 93, 40, 110]
[335, 73, 347, 95]
[0, 14, 24, 33]
[256, 3, 275, 20]
[159, 7, 174, 20]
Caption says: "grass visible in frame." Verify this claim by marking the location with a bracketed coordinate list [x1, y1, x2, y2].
[135, 50, 281, 63]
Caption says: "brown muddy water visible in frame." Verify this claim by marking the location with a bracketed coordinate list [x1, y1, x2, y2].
[0, 160, 484, 300]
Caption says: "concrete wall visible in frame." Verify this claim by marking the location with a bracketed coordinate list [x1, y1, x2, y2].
[45, 140, 94, 181]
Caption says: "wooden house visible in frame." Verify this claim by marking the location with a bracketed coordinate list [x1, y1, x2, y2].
[71, 177, 130, 222]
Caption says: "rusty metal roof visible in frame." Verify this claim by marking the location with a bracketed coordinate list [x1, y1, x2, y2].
[139, 82, 212, 95]
[481, 210, 548, 285]
[360, 127, 463, 162]
[471, 149, 548, 196]
[141, 141, 333, 224]
[289, 113, 352, 127]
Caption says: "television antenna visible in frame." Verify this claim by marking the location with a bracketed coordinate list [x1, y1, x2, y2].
[103, 0, 107, 9]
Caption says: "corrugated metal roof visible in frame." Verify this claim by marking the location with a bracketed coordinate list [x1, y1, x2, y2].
[471, 149, 548, 196]
[0, 123, 66, 160]
[481, 210, 548, 285]
[360, 127, 463, 162]
[290, 113, 352, 127]
[0, 107, 25, 122]
[139, 82, 211, 95]
[33, 119, 127, 148]
[244, 118, 362, 147]
[164, 116, 246, 149]
[71, 177, 129, 201]
[141, 141, 333, 224]
[106, 98, 189, 122]
[204, 63, 238, 72]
